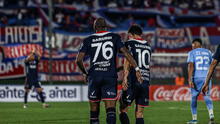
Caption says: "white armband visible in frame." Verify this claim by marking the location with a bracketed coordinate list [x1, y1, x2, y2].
[135, 67, 140, 71]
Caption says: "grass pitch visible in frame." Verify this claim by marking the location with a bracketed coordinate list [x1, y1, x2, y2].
[0, 101, 219, 124]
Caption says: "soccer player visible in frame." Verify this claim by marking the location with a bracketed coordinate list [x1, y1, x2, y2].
[119, 25, 151, 124]
[76, 18, 143, 124]
[202, 45, 220, 94]
[187, 39, 214, 124]
[23, 49, 49, 108]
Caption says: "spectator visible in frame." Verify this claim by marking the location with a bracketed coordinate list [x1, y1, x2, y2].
[55, 11, 64, 24]
[175, 73, 185, 86]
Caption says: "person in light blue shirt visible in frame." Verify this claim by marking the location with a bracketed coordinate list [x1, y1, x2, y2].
[187, 39, 214, 124]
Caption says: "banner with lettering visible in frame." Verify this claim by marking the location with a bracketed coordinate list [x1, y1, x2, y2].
[149, 85, 220, 101]
[0, 25, 43, 79]
[155, 27, 220, 53]
[1, 26, 220, 81]
[0, 25, 43, 45]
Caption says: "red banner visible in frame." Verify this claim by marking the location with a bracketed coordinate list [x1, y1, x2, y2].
[150, 85, 220, 101]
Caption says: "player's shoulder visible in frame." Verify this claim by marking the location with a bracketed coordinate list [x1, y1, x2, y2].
[91, 31, 118, 37]
[88, 31, 120, 42]
[188, 49, 195, 55]
[203, 48, 212, 54]
[199, 48, 212, 55]
[127, 39, 150, 46]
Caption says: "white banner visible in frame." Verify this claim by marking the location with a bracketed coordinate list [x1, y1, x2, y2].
[0, 85, 88, 102]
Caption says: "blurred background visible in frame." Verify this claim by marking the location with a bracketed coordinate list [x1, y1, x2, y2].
[0, 0, 220, 102]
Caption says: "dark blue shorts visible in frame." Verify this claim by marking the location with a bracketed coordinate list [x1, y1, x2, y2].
[121, 81, 149, 107]
[25, 78, 41, 89]
[88, 76, 117, 102]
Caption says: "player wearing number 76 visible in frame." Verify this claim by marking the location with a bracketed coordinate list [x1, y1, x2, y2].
[187, 39, 214, 124]
[76, 18, 143, 124]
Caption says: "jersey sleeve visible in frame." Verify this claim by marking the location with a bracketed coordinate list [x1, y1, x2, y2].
[78, 38, 89, 54]
[187, 51, 194, 63]
[213, 45, 220, 61]
[208, 50, 213, 63]
[116, 35, 125, 50]
[124, 41, 130, 49]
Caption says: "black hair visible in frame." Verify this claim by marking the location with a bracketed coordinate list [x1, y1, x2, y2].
[128, 24, 143, 35]
[94, 18, 108, 31]
[192, 38, 202, 45]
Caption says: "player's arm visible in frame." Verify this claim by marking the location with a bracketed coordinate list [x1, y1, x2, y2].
[188, 62, 194, 88]
[35, 51, 41, 61]
[202, 59, 218, 93]
[122, 58, 130, 90]
[203, 45, 220, 93]
[76, 52, 88, 82]
[24, 54, 33, 63]
[120, 47, 143, 83]
[205, 59, 218, 85]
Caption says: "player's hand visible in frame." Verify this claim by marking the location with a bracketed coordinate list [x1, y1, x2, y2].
[189, 81, 194, 88]
[82, 74, 88, 84]
[122, 78, 128, 91]
[202, 83, 209, 95]
[136, 70, 143, 84]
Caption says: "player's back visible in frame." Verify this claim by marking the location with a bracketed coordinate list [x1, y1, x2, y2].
[80, 31, 124, 78]
[188, 48, 212, 78]
[125, 38, 151, 81]
[25, 55, 39, 82]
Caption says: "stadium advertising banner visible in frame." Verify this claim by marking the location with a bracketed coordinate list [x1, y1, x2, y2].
[0, 85, 85, 102]
[1, 85, 219, 102]
[150, 85, 220, 101]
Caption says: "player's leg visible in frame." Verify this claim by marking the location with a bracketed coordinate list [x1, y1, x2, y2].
[119, 106, 129, 124]
[88, 76, 101, 124]
[203, 81, 214, 121]
[102, 77, 118, 124]
[24, 79, 31, 108]
[188, 79, 200, 124]
[35, 82, 49, 108]
[104, 100, 116, 124]
[135, 82, 149, 124]
[135, 105, 144, 124]
[24, 88, 30, 108]
[190, 87, 199, 121]
[89, 101, 100, 124]
[119, 89, 133, 124]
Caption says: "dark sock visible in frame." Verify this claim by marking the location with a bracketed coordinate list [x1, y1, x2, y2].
[90, 111, 99, 124]
[119, 112, 130, 124]
[24, 92, 28, 104]
[136, 118, 144, 124]
[38, 92, 45, 103]
[106, 107, 116, 124]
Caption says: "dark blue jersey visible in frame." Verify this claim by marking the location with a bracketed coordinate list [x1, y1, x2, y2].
[25, 54, 39, 82]
[79, 31, 125, 77]
[125, 39, 151, 82]
[213, 45, 220, 62]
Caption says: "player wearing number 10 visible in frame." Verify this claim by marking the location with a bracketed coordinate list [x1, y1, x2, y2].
[187, 39, 214, 124]
[76, 18, 142, 124]
[119, 25, 151, 124]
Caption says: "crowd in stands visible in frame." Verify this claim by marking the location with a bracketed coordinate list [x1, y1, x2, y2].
[101, 0, 216, 10]
[53, 9, 95, 32]
[0, 8, 39, 26]
[0, 0, 219, 32]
